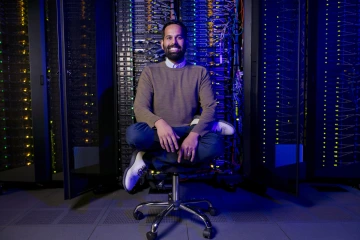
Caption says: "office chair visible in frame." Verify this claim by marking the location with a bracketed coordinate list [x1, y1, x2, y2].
[131, 120, 235, 239]
[133, 165, 217, 240]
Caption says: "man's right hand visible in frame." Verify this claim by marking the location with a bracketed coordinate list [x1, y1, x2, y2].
[155, 119, 180, 152]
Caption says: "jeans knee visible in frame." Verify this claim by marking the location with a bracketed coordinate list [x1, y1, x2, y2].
[198, 133, 224, 160]
[126, 122, 154, 149]
[126, 125, 137, 146]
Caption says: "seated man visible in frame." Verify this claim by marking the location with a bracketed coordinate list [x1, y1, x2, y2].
[123, 20, 233, 193]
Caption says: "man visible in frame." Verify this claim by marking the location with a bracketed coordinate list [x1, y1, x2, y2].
[123, 20, 234, 193]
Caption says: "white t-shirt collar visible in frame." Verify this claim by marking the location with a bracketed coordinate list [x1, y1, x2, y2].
[165, 58, 186, 68]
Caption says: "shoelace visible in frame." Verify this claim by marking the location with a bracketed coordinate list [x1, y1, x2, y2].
[137, 165, 148, 177]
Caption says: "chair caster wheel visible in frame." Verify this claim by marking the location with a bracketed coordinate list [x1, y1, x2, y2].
[133, 211, 144, 220]
[208, 207, 217, 216]
[146, 231, 157, 240]
[203, 227, 214, 239]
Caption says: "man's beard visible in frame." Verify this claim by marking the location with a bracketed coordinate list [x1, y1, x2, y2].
[164, 44, 186, 62]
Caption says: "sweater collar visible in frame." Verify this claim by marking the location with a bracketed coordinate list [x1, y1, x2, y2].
[165, 58, 186, 69]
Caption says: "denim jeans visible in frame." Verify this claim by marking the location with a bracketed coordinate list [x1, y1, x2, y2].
[126, 122, 224, 170]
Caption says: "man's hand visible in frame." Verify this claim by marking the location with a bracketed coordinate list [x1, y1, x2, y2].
[155, 119, 180, 152]
[177, 132, 199, 163]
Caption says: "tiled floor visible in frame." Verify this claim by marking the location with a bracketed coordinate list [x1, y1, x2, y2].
[0, 181, 359, 240]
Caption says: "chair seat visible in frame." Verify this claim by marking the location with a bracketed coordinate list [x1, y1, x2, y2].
[149, 163, 212, 174]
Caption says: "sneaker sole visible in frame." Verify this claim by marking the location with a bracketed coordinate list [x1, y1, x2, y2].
[218, 120, 235, 135]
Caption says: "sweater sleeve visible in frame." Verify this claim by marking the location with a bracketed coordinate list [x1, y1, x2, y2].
[133, 67, 162, 128]
[191, 69, 217, 136]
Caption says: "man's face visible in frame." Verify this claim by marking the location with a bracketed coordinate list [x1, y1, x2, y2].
[161, 24, 187, 63]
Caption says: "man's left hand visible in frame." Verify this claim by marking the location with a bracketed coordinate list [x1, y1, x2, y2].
[177, 132, 199, 163]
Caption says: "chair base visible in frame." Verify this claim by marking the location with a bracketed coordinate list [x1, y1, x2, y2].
[133, 174, 216, 239]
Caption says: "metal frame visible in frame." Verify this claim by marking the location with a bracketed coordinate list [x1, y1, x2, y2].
[243, 0, 260, 180]
[28, 0, 51, 182]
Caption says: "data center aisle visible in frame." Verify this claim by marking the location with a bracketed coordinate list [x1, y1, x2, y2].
[0, 180, 359, 240]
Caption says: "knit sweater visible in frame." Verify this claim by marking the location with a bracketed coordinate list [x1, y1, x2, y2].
[134, 61, 217, 137]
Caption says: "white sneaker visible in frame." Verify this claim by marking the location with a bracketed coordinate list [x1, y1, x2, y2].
[190, 115, 235, 135]
[123, 150, 148, 193]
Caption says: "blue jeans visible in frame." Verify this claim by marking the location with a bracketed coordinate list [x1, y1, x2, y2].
[126, 122, 224, 170]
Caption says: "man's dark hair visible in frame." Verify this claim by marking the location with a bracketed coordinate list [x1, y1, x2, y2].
[161, 20, 188, 40]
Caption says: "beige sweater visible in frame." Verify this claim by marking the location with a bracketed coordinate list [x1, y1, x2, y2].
[134, 61, 217, 137]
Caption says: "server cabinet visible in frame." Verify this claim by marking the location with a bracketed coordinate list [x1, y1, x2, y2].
[307, 0, 360, 179]
[0, 0, 52, 183]
[243, 0, 307, 195]
[58, 0, 117, 199]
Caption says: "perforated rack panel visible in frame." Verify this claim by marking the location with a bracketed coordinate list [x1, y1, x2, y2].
[63, 0, 99, 148]
[314, 0, 360, 176]
[258, 0, 306, 168]
[0, 0, 34, 172]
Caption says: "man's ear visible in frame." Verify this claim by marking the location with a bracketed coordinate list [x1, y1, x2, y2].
[160, 40, 164, 50]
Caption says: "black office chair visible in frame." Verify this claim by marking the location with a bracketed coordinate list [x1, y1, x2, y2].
[132, 165, 217, 240]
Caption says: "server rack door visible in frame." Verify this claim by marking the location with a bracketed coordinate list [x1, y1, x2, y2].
[58, 0, 116, 199]
[253, 0, 307, 195]
[308, 0, 360, 179]
[28, 0, 52, 183]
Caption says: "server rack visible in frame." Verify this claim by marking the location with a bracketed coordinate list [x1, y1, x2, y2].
[0, 0, 52, 184]
[179, 0, 243, 169]
[0, 1, 34, 174]
[307, 0, 360, 179]
[250, 0, 306, 194]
